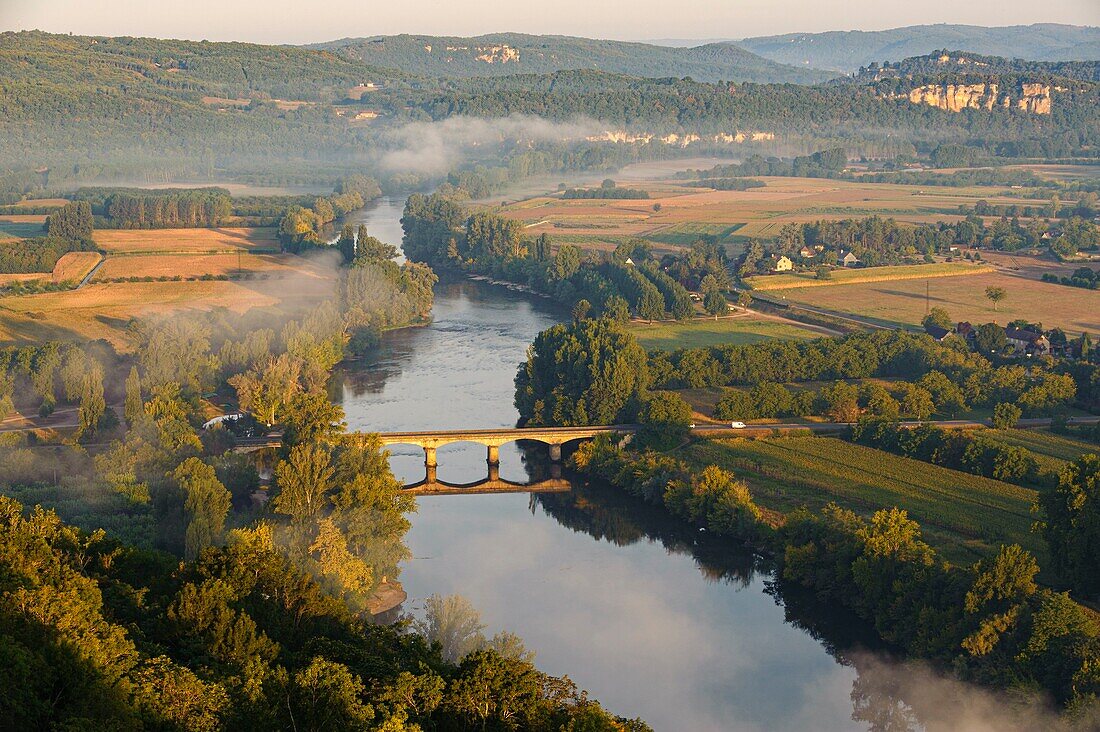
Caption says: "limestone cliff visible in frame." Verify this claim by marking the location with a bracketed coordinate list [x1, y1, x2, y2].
[903, 82, 1051, 114]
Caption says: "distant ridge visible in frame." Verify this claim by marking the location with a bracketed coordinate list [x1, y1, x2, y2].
[736, 24, 1100, 73]
[306, 33, 832, 84]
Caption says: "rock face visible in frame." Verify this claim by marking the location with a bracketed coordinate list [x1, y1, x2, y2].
[905, 82, 1052, 114]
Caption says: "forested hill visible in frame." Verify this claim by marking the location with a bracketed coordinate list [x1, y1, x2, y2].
[737, 24, 1100, 73]
[848, 51, 1100, 84]
[306, 33, 832, 84]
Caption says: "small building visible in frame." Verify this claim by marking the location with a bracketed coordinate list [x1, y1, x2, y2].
[956, 321, 976, 343]
[624, 257, 635, 266]
[799, 246, 816, 259]
[923, 324, 953, 341]
[1005, 327, 1051, 356]
[841, 251, 860, 267]
[773, 255, 793, 272]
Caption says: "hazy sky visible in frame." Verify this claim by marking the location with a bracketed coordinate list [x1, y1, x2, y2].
[3, 0, 1098, 43]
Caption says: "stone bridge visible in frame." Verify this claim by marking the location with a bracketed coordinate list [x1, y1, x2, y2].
[346, 425, 637, 484]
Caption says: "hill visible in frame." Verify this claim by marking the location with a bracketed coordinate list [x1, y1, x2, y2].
[737, 24, 1100, 73]
[849, 50, 1100, 83]
[307, 33, 832, 84]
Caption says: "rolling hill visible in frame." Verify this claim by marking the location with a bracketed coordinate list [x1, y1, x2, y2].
[307, 33, 832, 84]
[737, 24, 1100, 73]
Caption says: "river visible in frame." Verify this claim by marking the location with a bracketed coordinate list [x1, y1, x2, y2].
[332, 197, 1018, 731]
[330, 196, 882, 731]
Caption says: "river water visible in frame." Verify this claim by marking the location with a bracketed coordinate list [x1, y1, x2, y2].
[334, 197, 981, 731]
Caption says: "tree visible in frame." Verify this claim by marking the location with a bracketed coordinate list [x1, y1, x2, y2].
[1038, 455, 1100, 597]
[515, 318, 648, 426]
[814, 265, 832, 280]
[985, 286, 1007, 311]
[173, 458, 231, 560]
[417, 594, 487, 664]
[922, 307, 953, 331]
[273, 444, 334, 526]
[974, 322, 1007, 354]
[571, 299, 591, 323]
[336, 223, 356, 263]
[736, 291, 753, 309]
[636, 288, 664, 323]
[603, 295, 630, 322]
[552, 245, 581, 281]
[638, 391, 692, 448]
[76, 364, 106, 441]
[704, 290, 726, 319]
[290, 658, 374, 731]
[124, 365, 143, 425]
[228, 353, 302, 427]
[991, 402, 1022, 429]
[281, 391, 346, 447]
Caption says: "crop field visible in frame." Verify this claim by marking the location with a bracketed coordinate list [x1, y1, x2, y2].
[499, 175, 1051, 259]
[91, 252, 321, 281]
[629, 315, 824, 350]
[51, 252, 102, 283]
[92, 227, 281, 253]
[982, 428, 1098, 474]
[684, 436, 1041, 563]
[779, 270, 1100, 334]
[746, 261, 989, 291]
[0, 215, 47, 239]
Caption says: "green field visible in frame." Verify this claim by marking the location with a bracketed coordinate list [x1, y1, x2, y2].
[982, 428, 1098, 475]
[629, 316, 823, 350]
[0, 221, 46, 239]
[645, 222, 742, 246]
[684, 436, 1041, 564]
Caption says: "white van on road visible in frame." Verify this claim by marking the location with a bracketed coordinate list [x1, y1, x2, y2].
[729, 421, 747, 429]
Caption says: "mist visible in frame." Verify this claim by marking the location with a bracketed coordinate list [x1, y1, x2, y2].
[846, 651, 1096, 732]
[378, 115, 602, 177]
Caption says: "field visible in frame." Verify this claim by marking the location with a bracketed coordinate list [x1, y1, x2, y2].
[51, 252, 102, 283]
[0, 215, 47, 239]
[497, 175, 1052, 258]
[745, 261, 989, 291]
[92, 227, 281, 253]
[779, 270, 1100, 334]
[0, 276, 332, 349]
[684, 436, 1041, 564]
[91, 252, 319, 281]
[982, 428, 1098, 476]
[628, 314, 825, 350]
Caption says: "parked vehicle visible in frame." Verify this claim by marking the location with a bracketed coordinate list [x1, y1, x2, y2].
[730, 421, 747, 429]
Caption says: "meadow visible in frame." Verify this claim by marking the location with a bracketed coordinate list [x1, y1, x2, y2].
[779, 269, 1100, 333]
[498, 174, 1052, 259]
[684, 435, 1042, 564]
[745, 261, 989, 291]
[91, 252, 320, 281]
[628, 314, 824, 350]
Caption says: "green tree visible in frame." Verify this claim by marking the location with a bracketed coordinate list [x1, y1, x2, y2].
[173, 457, 231, 560]
[1038, 455, 1100, 597]
[228, 353, 302, 427]
[974, 322, 1007, 354]
[704, 290, 726, 319]
[337, 223, 356, 264]
[124, 365, 143, 425]
[985, 286, 1007, 312]
[273, 444, 334, 526]
[991, 402, 1022, 429]
[417, 594, 487, 664]
[515, 317, 648, 426]
[290, 658, 374, 731]
[922, 307, 953, 331]
[76, 363, 106, 441]
[571, 299, 591, 323]
[636, 287, 664, 323]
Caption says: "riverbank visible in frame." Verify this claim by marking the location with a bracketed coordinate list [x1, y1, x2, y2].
[569, 434, 1100, 717]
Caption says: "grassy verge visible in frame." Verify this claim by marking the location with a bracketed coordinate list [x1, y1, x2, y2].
[681, 435, 1041, 565]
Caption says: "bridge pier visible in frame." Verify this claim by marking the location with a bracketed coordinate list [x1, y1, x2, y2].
[488, 462, 499, 482]
[424, 445, 437, 468]
[549, 443, 562, 462]
[486, 444, 499, 465]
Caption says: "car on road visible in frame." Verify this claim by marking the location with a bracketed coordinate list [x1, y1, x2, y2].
[729, 421, 747, 429]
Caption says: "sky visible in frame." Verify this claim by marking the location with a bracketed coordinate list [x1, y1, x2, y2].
[2, 0, 1098, 44]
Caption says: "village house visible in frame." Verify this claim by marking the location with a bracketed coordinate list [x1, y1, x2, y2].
[840, 251, 860, 267]
[923, 324, 954, 342]
[799, 246, 816, 259]
[773, 255, 793, 272]
[1005, 326, 1051, 356]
